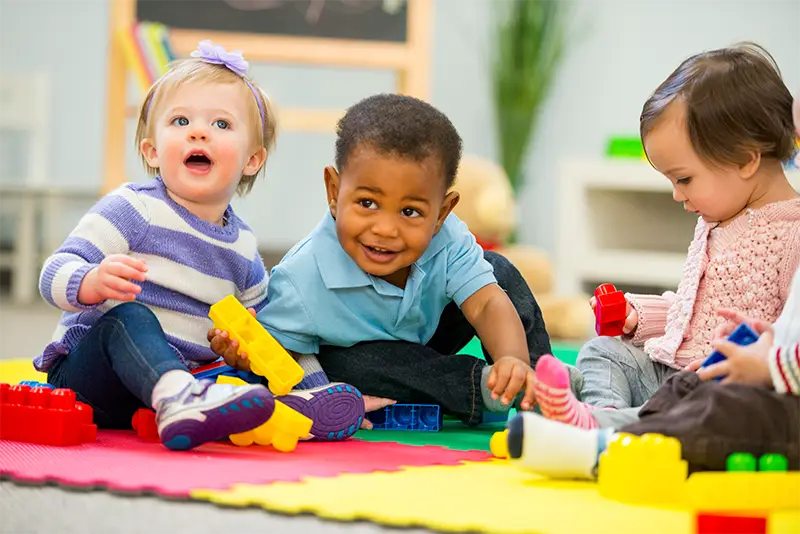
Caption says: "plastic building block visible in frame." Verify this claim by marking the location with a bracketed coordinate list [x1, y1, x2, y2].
[700, 324, 758, 381]
[598, 433, 687, 506]
[216, 375, 312, 452]
[490, 430, 509, 458]
[606, 137, 646, 159]
[230, 400, 312, 452]
[366, 404, 442, 432]
[191, 360, 236, 380]
[209, 295, 303, 396]
[759, 453, 788, 471]
[684, 471, 800, 511]
[594, 284, 627, 337]
[131, 408, 159, 442]
[480, 410, 509, 425]
[19, 380, 54, 389]
[0, 383, 96, 446]
[726, 452, 757, 471]
[695, 513, 766, 534]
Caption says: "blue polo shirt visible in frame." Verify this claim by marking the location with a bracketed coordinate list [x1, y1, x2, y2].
[257, 212, 497, 354]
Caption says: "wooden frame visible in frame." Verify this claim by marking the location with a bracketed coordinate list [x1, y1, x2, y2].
[102, 0, 433, 194]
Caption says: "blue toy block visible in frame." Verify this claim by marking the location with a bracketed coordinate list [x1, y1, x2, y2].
[700, 323, 759, 381]
[18, 380, 54, 389]
[480, 410, 509, 425]
[366, 404, 442, 432]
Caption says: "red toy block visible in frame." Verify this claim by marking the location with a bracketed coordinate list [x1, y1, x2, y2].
[0, 383, 96, 446]
[696, 513, 767, 534]
[594, 283, 627, 336]
[131, 408, 159, 442]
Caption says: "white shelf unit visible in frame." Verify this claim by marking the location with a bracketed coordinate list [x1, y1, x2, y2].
[556, 159, 800, 296]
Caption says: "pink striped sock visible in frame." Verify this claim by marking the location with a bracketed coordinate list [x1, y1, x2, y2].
[534, 355, 598, 430]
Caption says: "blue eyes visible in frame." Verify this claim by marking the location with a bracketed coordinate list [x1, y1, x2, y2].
[170, 117, 230, 129]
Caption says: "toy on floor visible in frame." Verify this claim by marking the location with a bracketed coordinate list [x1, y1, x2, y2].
[131, 408, 160, 442]
[594, 283, 627, 337]
[490, 429, 509, 458]
[216, 375, 312, 452]
[0, 383, 96, 446]
[598, 432, 687, 506]
[366, 404, 442, 432]
[18, 380, 54, 389]
[695, 513, 767, 534]
[209, 295, 304, 395]
[699, 323, 759, 381]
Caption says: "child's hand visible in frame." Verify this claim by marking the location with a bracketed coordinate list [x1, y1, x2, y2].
[78, 255, 147, 305]
[360, 395, 397, 430]
[715, 308, 773, 338]
[487, 356, 536, 410]
[697, 329, 774, 386]
[589, 296, 639, 334]
[206, 307, 257, 372]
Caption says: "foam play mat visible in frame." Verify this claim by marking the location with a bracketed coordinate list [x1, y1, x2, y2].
[2, 358, 798, 534]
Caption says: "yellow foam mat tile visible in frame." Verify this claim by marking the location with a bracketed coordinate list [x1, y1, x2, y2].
[192, 460, 798, 534]
[0, 359, 46, 385]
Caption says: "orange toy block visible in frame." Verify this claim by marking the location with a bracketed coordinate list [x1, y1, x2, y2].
[598, 432, 688, 506]
[209, 295, 303, 395]
[0, 383, 96, 446]
[217, 375, 313, 452]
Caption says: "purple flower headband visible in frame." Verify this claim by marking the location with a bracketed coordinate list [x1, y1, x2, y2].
[147, 40, 266, 127]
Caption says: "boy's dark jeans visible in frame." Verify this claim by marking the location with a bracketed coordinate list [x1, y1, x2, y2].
[622, 371, 800, 472]
[318, 251, 552, 425]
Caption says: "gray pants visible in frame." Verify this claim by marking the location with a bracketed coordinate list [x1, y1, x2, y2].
[572, 336, 678, 428]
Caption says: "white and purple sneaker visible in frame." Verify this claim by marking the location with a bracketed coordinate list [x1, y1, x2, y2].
[278, 383, 365, 441]
[156, 379, 275, 451]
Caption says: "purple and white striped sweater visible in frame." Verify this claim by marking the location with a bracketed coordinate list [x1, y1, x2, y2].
[35, 177, 268, 372]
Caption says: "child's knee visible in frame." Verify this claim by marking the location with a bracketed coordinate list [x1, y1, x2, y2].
[105, 302, 160, 329]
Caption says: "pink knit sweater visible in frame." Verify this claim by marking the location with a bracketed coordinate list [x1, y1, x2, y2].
[625, 198, 800, 369]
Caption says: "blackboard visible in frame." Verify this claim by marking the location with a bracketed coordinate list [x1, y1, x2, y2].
[137, 0, 408, 42]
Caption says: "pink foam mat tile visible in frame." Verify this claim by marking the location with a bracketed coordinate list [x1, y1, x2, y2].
[0, 431, 490, 497]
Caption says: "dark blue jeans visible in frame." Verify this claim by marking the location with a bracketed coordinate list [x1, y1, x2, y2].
[319, 251, 552, 426]
[47, 302, 187, 429]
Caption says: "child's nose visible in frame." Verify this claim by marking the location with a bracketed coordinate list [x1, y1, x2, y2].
[188, 126, 209, 141]
[372, 216, 398, 238]
[672, 187, 686, 203]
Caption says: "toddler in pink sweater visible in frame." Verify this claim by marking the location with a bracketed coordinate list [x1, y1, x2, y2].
[535, 42, 800, 429]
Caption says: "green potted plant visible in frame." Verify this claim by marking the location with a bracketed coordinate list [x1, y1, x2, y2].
[491, 0, 569, 198]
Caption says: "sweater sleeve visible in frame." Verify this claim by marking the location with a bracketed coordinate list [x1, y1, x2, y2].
[238, 251, 268, 313]
[38, 186, 148, 312]
[624, 292, 677, 347]
[769, 342, 800, 395]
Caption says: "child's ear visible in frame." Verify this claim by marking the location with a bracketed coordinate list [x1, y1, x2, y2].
[435, 191, 460, 233]
[244, 147, 267, 176]
[324, 166, 340, 217]
[738, 150, 761, 180]
[140, 138, 159, 168]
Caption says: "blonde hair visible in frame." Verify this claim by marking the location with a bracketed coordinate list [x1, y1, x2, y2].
[135, 59, 277, 195]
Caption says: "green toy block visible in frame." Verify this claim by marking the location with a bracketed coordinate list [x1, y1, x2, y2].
[726, 452, 757, 472]
[759, 453, 788, 472]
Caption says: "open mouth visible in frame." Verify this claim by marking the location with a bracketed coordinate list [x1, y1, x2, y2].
[184, 152, 213, 173]
[362, 244, 399, 264]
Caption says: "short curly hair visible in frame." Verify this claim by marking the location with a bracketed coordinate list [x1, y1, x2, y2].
[334, 94, 463, 189]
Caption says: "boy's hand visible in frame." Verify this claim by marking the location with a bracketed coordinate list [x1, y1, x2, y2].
[78, 255, 148, 305]
[589, 296, 638, 334]
[487, 356, 536, 410]
[206, 307, 257, 372]
[697, 329, 774, 387]
[360, 395, 397, 430]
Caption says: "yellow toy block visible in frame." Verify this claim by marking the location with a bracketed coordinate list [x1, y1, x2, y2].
[490, 430, 509, 459]
[216, 374, 313, 452]
[229, 400, 313, 453]
[684, 471, 800, 511]
[598, 433, 688, 506]
[209, 295, 304, 396]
